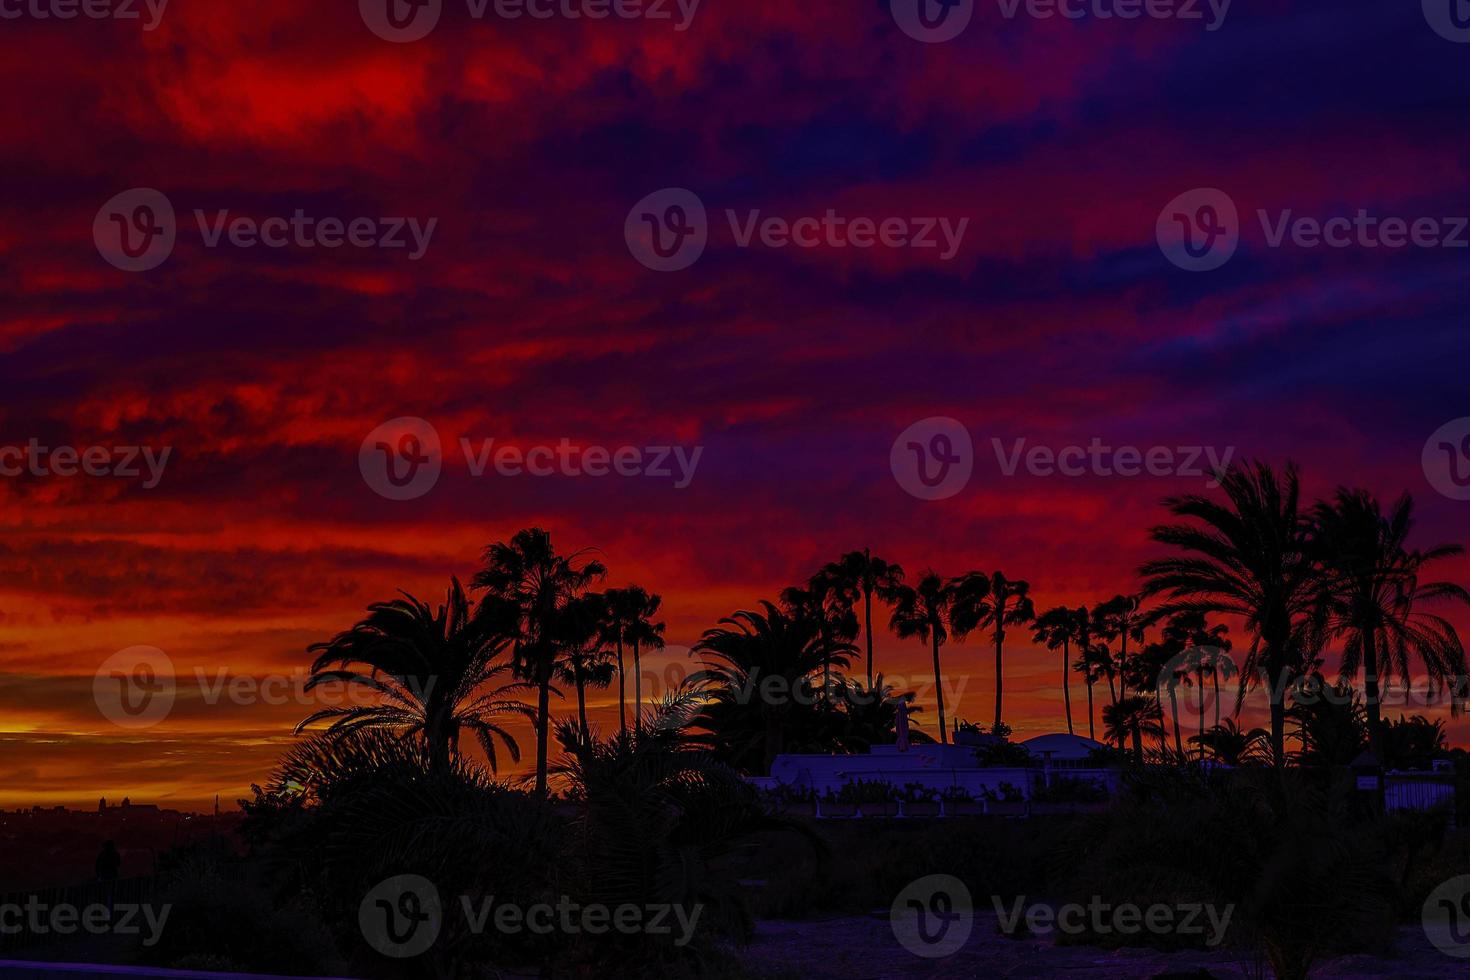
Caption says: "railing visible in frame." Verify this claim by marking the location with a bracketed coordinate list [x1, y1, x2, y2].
[0, 876, 155, 957]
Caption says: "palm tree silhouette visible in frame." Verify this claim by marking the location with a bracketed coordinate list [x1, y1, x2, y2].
[298, 577, 534, 774]
[1094, 594, 1148, 699]
[556, 625, 617, 743]
[1031, 605, 1080, 735]
[693, 601, 853, 772]
[1312, 489, 1469, 765]
[1142, 462, 1321, 768]
[472, 527, 606, 795]
[1189, 718, 1270, 766]
[889, 571, 956, 744]
[823, 550, 905, 686]
[624, 587, 666, 737]
[780, 575, 857, 706]
[950, 571, 1035, 731]
[1102, 694, 1165, 762]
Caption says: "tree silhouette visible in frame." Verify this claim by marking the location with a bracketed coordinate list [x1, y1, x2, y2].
[298, 577, 534, 774]
[823, 550, 905, 686]
[889, 571, 956, 745]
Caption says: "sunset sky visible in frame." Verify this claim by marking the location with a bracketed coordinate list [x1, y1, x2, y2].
[2, 1, 1469, 810]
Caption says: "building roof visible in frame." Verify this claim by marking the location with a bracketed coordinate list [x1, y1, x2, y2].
[1020, 733, 1109, 761]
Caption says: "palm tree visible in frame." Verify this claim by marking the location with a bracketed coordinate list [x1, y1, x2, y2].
[1311, 489, 1469, 765]
[950, 571, 1035, 731]
[625, 587, 667, 736]
[298, 577, 534, 774]
[1141, 462, 1322, 768]
[823, 550, 905, 686]
[1072, 642, 1108, 741]
[1094, 594, 1148, 698]
[693, 601, 854, 772]
[780, 576, 856, 706]
[472, 527, 606, 795]
[1031, 605, 1080, 735]
[600, 588, 636, 738]
[1189, 718, 1271, 766]
[556, 636, 617, 743]
[889, 572, 956, 744]
[1102, 694, 1165, 762]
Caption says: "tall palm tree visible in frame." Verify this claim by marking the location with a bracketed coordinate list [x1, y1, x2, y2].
[1141, 462, 1322, 768]
[1312, 489, 1469, 763]
[823, 550, 905, 686]
[1031, 606, 1080, 735]
[625, 587, 667, 736]
[472, 527, 606, 795]
[692, 601, 854, 772]
[1102, 694, 1165, 763]
[600, 588, 636, 738]
[298, 577, 534, 774]
[1094, 594, 1148, 698]
[556, 636, 617, 743]
[950, 571, 1035, 731]
[1072, 641, 1108, 741]
[889, 572, 956, 744]
[780, 576, 856, 706]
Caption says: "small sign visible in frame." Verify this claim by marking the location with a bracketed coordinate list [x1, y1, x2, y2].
[1356, 776, 1380, 791]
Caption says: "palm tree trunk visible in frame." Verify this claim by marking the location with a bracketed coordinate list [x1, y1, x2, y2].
[633, 640, 642, 738]
[1061, 639, 1074, 735]
[535, 665, 551, 796]
[1197, 667, 1206, 761]
[931, 636, 947, 745]
[576, 666, 589, 742]
[1170, 686, 1182, 756]
[993, 629, 1004, 731]
[1086, 680, 1095, 740]
[616, 635, 627, 738]
[1131, 723, 1143, 762]
[1267, 646, 1287, 769]
[864, 586, 874, 688]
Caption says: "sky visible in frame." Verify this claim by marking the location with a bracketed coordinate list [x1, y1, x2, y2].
[2, 0, 1469, 810]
